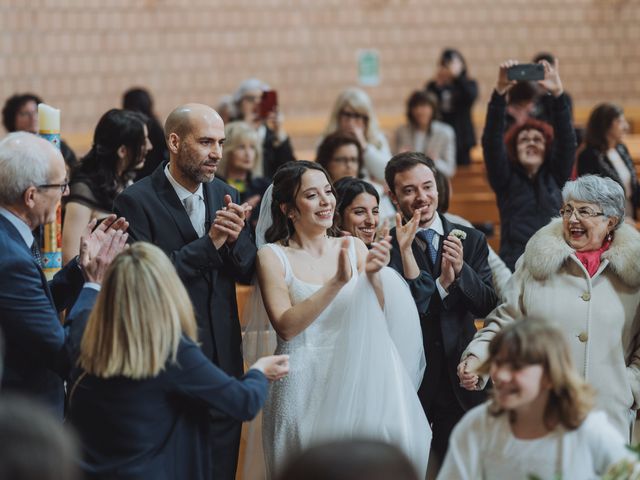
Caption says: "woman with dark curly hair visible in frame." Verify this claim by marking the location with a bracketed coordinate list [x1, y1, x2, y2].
[61, 109, 152, 264]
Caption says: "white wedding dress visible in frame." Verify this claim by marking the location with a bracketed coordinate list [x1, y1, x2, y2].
[257, 238, 431, 478]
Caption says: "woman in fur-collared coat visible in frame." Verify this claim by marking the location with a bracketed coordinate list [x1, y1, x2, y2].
[459, 175, 640, 440]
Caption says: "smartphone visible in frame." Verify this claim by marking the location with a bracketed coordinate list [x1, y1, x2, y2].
[506, 64, 544, 82]
[259, 90, 278, 119]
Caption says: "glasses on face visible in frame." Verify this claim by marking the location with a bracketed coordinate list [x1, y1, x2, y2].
[517, 134, 545, 145]
[339, 110, 368, 122]
[38, 181, 69, 194]
[242, 94, 262, 104]
[559, 205, 605, 220]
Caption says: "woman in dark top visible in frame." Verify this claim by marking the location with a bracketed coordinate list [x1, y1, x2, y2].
[61, 109, 152, 264]
[576, 103, 638, 220]
[426, 49, 478, 166]
[67, 243, 289, 480]
[482, 60, 576, 271]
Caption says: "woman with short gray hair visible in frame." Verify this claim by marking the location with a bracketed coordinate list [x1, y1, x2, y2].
[458, 174, 640, 440]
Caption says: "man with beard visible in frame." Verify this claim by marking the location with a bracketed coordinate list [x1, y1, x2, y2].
[384, 152, 497, 471]
[113, 103, 256, 480]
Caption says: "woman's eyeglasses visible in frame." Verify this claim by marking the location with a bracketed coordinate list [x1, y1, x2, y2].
[339, 110, 368, 122]
[559, 206, 605, 219]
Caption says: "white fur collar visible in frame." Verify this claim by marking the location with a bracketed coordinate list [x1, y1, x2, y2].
[522, 218, 640, 288]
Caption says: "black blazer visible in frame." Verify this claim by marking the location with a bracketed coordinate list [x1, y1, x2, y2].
[577, 143, 639, 219]
[67, 337, 268, 480]
[389, 214, 497, 411]
[0, 214, 97, 417]
[113, 164, 257, 377]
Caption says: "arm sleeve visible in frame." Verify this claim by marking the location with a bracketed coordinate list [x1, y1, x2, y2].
[443, 233, 498, 317]
[362, 134, 392, 184]
[481, 91, 512, 192]
[454, 76, 479, 106]
[575, 147, 602, 176]
[548, 93, 577, 186]
[625, 307, 640, 409]
[170, 340, 269, 421]
[433, 126, 457, 178]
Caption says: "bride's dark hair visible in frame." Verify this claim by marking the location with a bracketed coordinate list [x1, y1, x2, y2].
[265, 160, 340, 245]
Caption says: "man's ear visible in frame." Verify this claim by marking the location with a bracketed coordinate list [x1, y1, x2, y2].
[167, 132, 180, 154]
[23, 186, 38, 209]
[388, 190, 398, 207]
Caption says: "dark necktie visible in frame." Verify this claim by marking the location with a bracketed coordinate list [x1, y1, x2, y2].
[31, 240, 43, 268]
[417, 229, 438, 265]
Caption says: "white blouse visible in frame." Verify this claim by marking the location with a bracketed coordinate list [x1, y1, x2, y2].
[438, 403, 631, 480]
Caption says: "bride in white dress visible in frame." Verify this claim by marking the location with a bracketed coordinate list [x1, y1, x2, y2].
[244, 161, 431, 478]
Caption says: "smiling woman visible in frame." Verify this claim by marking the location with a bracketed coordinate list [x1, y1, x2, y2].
[461, 175, 640, 443]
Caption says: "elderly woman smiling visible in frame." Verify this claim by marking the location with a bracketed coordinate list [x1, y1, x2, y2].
[458, 175, 640, 440]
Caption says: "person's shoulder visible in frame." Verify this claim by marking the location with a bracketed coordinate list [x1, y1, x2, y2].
[579, 410, 620, 434]
[454, 402, 493, 434]
[118, 174, 155, 199]
[432, 120, 455, 137]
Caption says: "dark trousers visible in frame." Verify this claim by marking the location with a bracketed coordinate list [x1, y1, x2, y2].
[209, 414, 242, 480]
[424, 369, 466, 466]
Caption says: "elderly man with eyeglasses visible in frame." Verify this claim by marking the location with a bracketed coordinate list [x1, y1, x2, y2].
[459, 174, 640, 441]
[0, 132, 128, 417]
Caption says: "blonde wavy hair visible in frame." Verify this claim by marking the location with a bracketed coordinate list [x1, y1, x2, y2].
[218, 121, 262, 178]
[78, 242, 198, 379]
[479, 317, 594, 430]
[322, 87, 385, 149]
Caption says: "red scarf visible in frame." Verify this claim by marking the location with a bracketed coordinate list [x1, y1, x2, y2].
[574, 237, 612, 277]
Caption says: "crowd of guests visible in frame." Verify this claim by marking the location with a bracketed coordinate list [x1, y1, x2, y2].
[1, 46, 640, 480]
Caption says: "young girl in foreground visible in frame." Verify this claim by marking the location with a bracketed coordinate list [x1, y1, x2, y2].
[438, 318, 631, 480]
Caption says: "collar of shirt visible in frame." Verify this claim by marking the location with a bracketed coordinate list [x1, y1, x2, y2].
[164, 163, 204, 203]
[419, 213, 444, 237]
[0, 206, 34, 247]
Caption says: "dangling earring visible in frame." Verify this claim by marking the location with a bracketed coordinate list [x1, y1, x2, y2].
[606, 231, 613, 242]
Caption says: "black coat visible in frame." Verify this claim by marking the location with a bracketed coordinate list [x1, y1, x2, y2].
[113, 164, 256, 378]
[577, 143, 639, 219]
[482, 91, 576, 271]
[427, 75, 478, 166]
[67, 338, 268, 480]
[389, 215, 497, 412]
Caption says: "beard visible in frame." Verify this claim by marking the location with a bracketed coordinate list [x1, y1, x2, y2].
[176, 148, 216, 184]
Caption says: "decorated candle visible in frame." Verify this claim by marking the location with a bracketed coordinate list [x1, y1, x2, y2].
[38, 103, 62, 279]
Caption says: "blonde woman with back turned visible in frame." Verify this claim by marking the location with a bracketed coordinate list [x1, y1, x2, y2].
[67, 242, 288, 480]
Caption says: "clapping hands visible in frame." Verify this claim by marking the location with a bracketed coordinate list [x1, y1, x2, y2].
[209, 194, 252, 249]
[78, 214, 129, 284]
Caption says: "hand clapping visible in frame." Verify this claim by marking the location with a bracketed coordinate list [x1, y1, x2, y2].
[78, 214, 129, 284]
[439, 234, 463, 290]
[209, 194, 252, 249]
[365, 235, 392, 275]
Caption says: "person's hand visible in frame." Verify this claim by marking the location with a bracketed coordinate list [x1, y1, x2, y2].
[265, 111, 287, 143]
[210, 194, 252, 248]
[435, 65, 453, 86]
[395, 210, 419, 253]
[457, 355, 481, 391]
[442, 234, 464, 276]
[332, 237, 352, 287]
[375, 219, 390, 243]
[250, 354, 290, 382]
[365, 236, 392, 275]
[496, 60, 518, 96]
[79, 225, 128, 284]
[346, 125, 368, 150]
[77, 214, 129, 280]
[537, 58, 563, 98]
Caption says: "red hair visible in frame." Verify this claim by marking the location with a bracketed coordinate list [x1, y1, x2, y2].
[504, 118, 554, 165]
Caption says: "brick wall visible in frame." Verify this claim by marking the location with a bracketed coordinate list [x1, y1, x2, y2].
[1, 0, 639, 152]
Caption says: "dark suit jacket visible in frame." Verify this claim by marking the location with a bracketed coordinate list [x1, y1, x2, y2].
[389, 214, 497, 412]
[0, 214, 97, 417]
[113, 164, 256, 377]
[67, 337, 268, 480]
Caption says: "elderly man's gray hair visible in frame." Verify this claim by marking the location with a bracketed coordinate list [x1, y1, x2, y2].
[0, 132, 52, 206]
[562, 175, 625, 229]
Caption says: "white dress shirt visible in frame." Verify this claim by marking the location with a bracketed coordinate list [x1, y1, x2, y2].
[164, 164, 206, 237]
